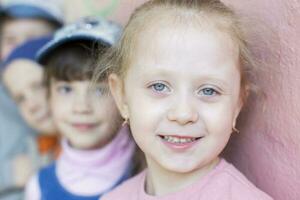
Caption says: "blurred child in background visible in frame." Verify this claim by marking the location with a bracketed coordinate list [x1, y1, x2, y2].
[0, 0, 63, 60]
[2, 36, 60, 168]
[0, 0, 63, 199]
[25, 17, 135, 200]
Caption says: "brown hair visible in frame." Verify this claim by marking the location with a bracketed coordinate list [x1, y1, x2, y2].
[94, 0, 259, 104]
[44, 41, 108, 92]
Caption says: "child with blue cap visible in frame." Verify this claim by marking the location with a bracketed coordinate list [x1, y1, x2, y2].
[2, 36, 57, 135]
[25, 17, 139, 200]
[0, 36, 60, 200]
[2, 36, 60, 162]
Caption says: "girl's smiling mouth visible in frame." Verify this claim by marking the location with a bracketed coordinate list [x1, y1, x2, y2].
[158, 134, 203, 151]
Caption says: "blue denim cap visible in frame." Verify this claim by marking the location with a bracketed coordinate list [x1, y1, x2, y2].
[36, 17, 122, 65]
[1, 36, 52, 70]
[0, 0, 64, 26]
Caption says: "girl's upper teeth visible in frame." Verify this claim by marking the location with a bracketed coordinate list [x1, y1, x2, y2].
[163, 136, 196, 143]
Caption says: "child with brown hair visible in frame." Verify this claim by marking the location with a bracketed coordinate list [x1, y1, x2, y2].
[25, 17, 135, 200]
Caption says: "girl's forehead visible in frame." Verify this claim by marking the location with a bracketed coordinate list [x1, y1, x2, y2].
[133, 15, 237, 53]
[132, 24, 238, 64]
[121, 9, 240, 79]
[133, 7, 230, 39]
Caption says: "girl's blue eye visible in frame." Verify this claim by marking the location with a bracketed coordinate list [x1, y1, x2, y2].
[151, 83, 169, 93]
[199, 88, 218, 96]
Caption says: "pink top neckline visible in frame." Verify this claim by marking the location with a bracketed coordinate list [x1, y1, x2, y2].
[56, 125, 135, 195]
[139, 158, 226, 199]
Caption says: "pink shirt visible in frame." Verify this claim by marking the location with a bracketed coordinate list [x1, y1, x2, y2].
[102, 158, 273, 200]
[25, 125, 135, 199]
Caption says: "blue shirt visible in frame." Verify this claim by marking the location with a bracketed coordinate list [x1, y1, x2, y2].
[38, 162, 133, 200]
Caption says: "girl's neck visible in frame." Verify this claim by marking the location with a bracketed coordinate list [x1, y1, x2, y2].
[145, 157, 220, 196]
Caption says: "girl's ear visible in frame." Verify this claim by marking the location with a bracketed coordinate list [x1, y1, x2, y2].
[232, 97, 243, 129]
[108, 73, 129, 119]
[233, 84, 250, 123]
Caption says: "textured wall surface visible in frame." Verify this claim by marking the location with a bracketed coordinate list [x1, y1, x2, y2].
[221, 0, 300, 199]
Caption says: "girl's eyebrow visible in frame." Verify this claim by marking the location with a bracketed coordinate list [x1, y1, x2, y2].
[193, 76, 229, 86]
[137, 66, 230, 85]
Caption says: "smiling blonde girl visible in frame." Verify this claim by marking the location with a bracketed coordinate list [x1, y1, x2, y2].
[95, 0, 273, 199]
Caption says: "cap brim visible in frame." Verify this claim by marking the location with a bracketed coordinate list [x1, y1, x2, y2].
[36, 35, 111, 65]
[1, 5, 63, 26]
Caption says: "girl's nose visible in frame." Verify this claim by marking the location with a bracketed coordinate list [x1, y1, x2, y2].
[167, 95, 199, 125]
[72, 94, 92, 114]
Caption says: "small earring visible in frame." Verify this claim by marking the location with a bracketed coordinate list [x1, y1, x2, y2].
[232, 127, 240, 133]
[122, 117, 129, 126]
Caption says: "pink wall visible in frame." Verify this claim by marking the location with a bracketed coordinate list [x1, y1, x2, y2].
[221, 0, 300, 199]
[112, 0, 300, 199]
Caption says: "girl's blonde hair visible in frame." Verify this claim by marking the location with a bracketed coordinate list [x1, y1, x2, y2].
[94, 0, 258, 104]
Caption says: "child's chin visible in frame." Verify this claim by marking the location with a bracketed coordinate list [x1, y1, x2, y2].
[160, 160, 198, 174]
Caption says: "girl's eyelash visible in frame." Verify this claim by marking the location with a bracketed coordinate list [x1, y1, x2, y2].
[198, 87, 221, 96]
[148, 82, 171, 93]
[146, 82, 221, 97]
